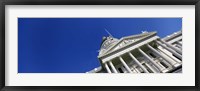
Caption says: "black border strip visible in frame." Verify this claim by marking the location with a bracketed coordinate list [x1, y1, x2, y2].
[0, 0, 199, 91]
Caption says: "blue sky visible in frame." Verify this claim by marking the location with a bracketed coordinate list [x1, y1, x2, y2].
[18, 18, 182, 73]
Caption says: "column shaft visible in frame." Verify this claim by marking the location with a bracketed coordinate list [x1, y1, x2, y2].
[176, 41, 182, 46]
[138, 48, 165, 72]
[156, 41, 182, 60]
[104, 63, 111, 73]
[119, 56, 132, 73]
[175, 44, 182, 49]
[128, 52, 149, 73]
[134, 67, 141, 73]
[144, 63, 157, 73]
[109, 61, 118, 73]
[147, 44, 177, 67]
[160, 40, 182, 54]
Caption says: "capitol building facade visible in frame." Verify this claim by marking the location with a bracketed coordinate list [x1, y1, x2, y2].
[88, 31, 182, 73]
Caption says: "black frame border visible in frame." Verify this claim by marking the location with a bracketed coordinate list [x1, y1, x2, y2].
[0, 0, 199, 91]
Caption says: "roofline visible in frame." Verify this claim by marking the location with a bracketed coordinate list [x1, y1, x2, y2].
[162, 30, 182, 42]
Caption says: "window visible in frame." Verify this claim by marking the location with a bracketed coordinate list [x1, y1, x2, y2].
[149, 53, 156, 58]
[142, 64, 153, 73]
[160, 61, 168, 68]
[173, 54, 182, 61]
[175, 44, 181, 49]
[141, 71, 145, 73]
[118, 68, 123, 73]
[136, 66, 143, 73]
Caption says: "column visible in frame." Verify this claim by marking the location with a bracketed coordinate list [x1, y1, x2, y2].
[138, 48, 165, 72]
[119, 56, 132, 73]
[108, 61, 118, 73]
[147, 44, 178, 67]
[176, 41, 182, 46]
[144, 63, 157, 73]
[134, 67, 141, 73]
[156, 41, 182, 60]
[104, 63, 111, 73]
[159, 40, 182, 55]
[128, 52, 149, 73]
[175, 44, 182, 50]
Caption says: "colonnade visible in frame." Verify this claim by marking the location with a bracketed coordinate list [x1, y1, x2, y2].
[103, 39, 182, 73]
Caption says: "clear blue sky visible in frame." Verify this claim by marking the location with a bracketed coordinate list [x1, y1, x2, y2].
[18, 18, 182, 73]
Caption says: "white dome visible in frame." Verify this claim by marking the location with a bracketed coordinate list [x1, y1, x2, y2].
[99, 36, 119, 55]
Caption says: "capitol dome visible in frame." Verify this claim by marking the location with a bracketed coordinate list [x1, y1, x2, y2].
[99, 36, 119, 56]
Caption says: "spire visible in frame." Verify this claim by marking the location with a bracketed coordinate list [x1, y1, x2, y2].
[104, 28, 113, 37]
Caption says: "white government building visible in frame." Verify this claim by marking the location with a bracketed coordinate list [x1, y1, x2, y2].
[87, 31, 182, 73]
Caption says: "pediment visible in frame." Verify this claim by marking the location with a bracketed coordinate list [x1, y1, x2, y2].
[98, 31, 157, 57]
[112, 38, 140, 51]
